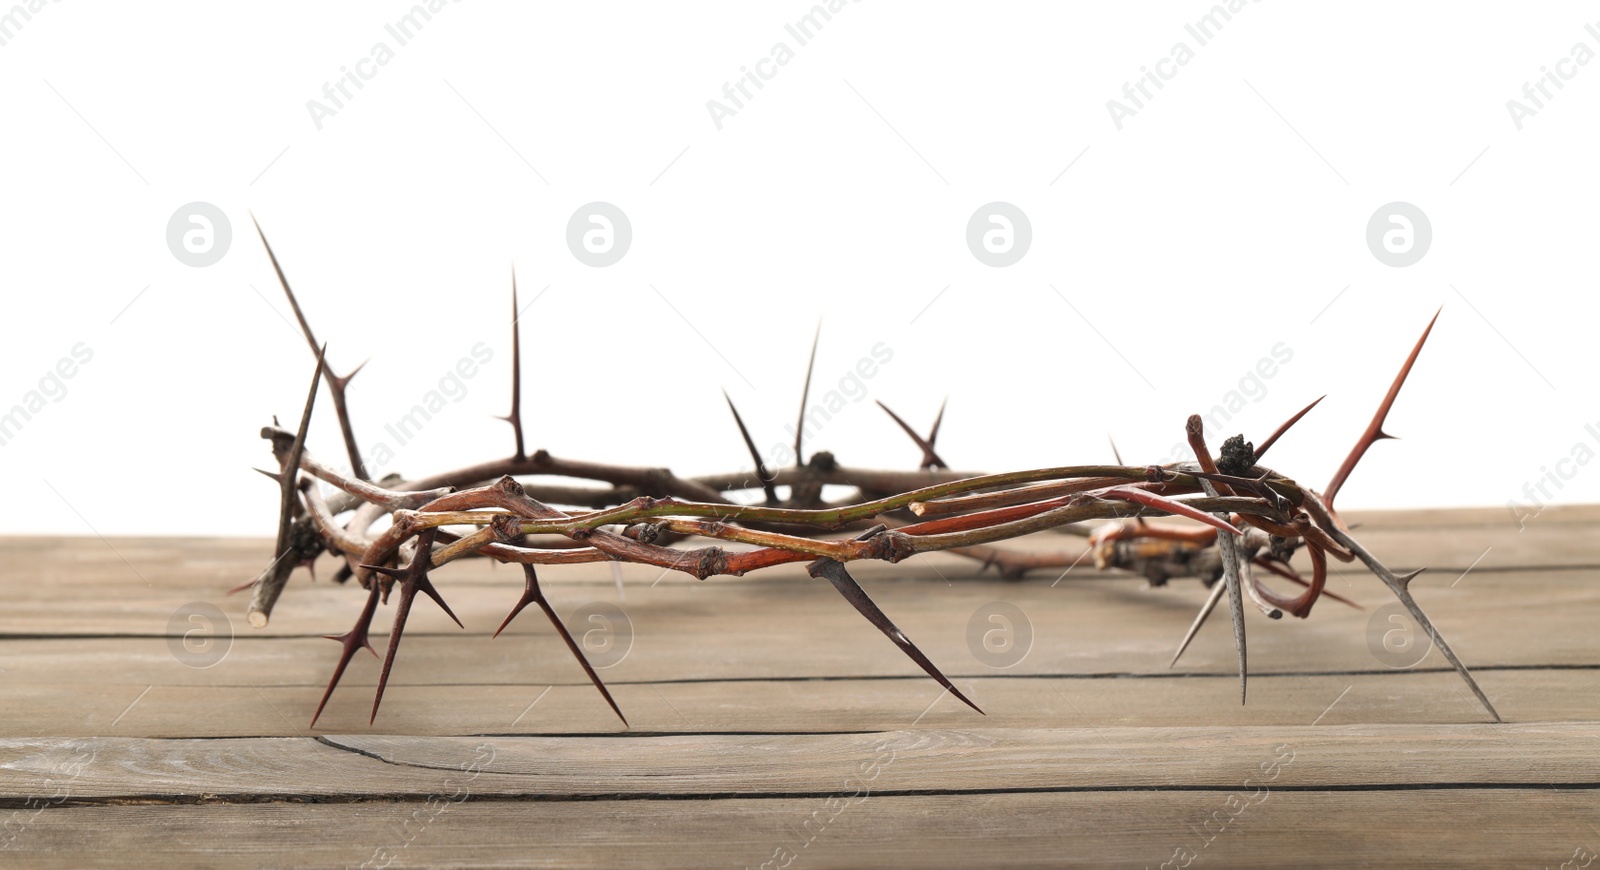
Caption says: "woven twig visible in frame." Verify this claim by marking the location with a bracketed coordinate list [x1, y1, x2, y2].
[242, 224, 1498, 727]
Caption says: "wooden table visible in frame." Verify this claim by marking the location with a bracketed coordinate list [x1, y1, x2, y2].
[2, 506, 1596, 867]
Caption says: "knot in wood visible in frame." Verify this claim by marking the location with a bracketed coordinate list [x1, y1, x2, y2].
[489, 513, 524, 543]
[391, 510, 419, 536]
[623, 522, 664, 544]
[1217, 435, 1256, 477]
[865, 529, 916, 563]
[691, 547, 729, 579]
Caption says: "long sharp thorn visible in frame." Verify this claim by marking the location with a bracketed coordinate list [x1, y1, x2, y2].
[367, 529, 459, 725]
[1219, 510, 1248, 704]
[1325, 309, 1440, 508]
[793, 321, 820, 466]
[247, 345, 324, 627]
[496, 565, 626, 725]
[722, 389, 778, 504]
[252, 214, 369, 481]
[371, 585, 414, 725]
[1186, 415, 1248, 702]
[1255, 395, 1325, 460]
[876, 400, 949, 471]
[535, 593, 626, 726]
[341, 358, 369, 384]
[493, 586, 534, 639]
[926, 397, 947, 450]
[251, 214, 320, 354]
[311, 580, 381, 727]
[1169, 579, 1228, 668]
[808, 544, 983, 715]
[499, 271, 527, 461]
[416, 577, 463, 629]
[1332, 529, 1501, 722]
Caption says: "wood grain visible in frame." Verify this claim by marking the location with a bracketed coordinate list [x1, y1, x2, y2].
[2, 791, 1595, 869]
[1, 507, 1596, 867]
[2, 723, 1594, 801]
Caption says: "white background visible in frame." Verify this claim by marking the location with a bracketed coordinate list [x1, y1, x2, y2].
[1, 0, 1594, 535]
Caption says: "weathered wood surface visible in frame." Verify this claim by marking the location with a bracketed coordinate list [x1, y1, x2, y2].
[1, 506, 1597, 867]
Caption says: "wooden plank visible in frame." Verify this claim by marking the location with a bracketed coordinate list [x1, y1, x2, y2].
[6, 543, 1595, 640]
[0, 555, 1591, 736]
[2, 790, 1597, 869]
[2, 508, 1595, 868]
[1, 563, 1591, 681]
[1, 667, 1594, 738]
[1, 724, 1595, 801]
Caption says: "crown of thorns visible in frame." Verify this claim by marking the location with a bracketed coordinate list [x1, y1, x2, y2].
[241, 218, 1498, 728]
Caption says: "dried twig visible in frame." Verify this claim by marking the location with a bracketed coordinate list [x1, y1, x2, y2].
[246, 346, 324, 628]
